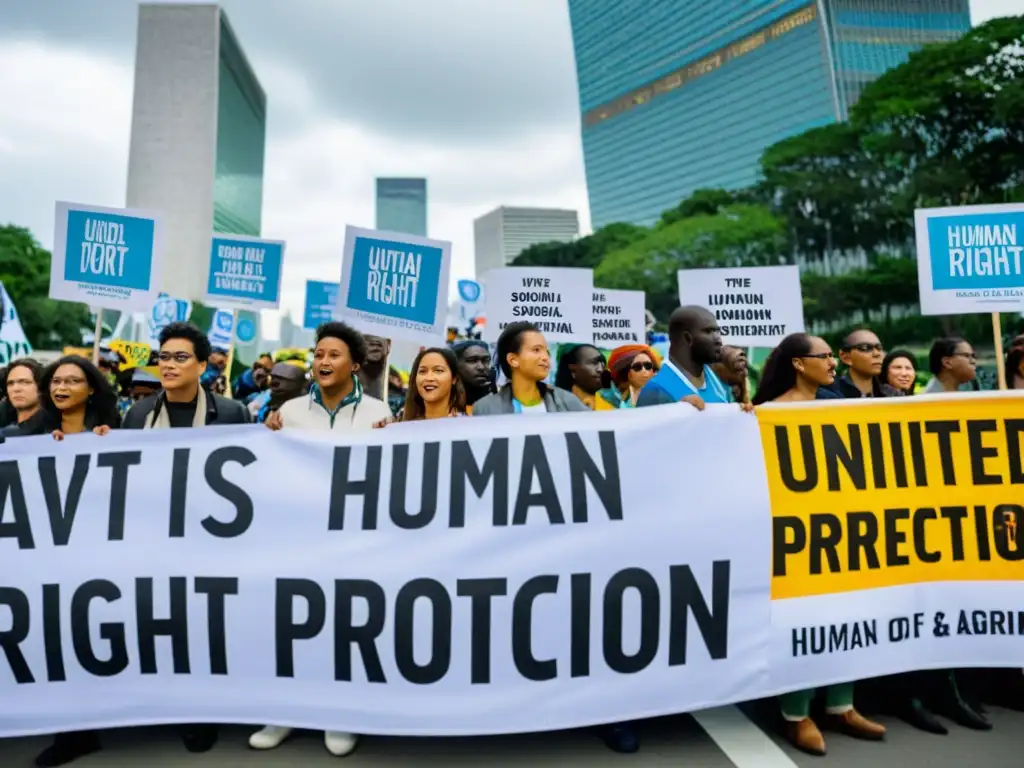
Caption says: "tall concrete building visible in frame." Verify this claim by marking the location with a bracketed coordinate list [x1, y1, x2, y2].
[125, 3, 266, 359]
[474, 206, 580, 279]
[375, 178, 428, 236]
[568, 0, 971, 228]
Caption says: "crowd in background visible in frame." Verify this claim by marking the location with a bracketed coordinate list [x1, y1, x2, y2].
[0, 310, 1022, 765]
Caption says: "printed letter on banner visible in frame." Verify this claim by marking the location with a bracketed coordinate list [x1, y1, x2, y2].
[0, 406, 768, 737]
[758, 393, 1024, 694]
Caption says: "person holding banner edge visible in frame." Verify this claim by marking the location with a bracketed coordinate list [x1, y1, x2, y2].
[256, 320, 390, 756]
[753, 333, 886, 755]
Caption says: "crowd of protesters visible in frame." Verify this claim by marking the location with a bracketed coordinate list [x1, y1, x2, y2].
[0, 311, 1022, 765]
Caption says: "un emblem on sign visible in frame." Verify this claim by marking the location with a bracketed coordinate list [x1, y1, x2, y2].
[458, 280, 481, 303]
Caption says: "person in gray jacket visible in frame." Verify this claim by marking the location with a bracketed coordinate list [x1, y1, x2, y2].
[471, 322, 588, 415]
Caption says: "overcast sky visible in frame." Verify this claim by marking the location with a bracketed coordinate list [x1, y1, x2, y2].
[0, 0, 1018, 336]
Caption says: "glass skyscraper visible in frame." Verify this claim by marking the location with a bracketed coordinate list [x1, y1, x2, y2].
[568, 0, 971, 228]
[376, 178, 428, 237]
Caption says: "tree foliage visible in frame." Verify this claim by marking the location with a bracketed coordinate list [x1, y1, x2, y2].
[0, 225, 90, 349]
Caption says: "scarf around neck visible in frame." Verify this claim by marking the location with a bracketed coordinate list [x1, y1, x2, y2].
[144, 387, 208, 429]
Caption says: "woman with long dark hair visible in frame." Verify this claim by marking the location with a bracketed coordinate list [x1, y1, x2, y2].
[754, 334, 885, 755]
[41, 355, 121, 439]
[401, 347, 467, 421]
[1006, 345, 1024, 389]
[881, 350, 918, 396]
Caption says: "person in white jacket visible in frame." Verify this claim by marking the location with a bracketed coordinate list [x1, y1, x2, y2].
[254, 321, 390, 757]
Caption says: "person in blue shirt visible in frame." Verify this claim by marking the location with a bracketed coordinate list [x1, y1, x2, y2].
[636, 306, 731, 409]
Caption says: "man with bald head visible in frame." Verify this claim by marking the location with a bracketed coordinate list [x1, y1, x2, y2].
[637, 305, 731, 408]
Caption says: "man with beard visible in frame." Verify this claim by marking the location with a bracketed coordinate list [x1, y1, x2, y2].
[452, 339, 494, 411]
[637, 305, 730, 407]
[357, 334, 390, 400]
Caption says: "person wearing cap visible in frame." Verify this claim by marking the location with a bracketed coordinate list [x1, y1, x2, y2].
[256, 362, 308, 424]
[605, 344, 660, 408]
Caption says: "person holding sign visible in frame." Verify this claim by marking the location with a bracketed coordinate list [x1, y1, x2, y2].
[752, 333, 886, 755]
[636, 306, 731, 409]
[471, 322, 587, 415]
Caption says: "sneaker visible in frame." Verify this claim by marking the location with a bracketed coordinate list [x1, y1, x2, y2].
[598, 722, 640, 753]
[324, 730, 360, 756]
[34, 731, 102, 767]
[249, 725, 294, 750]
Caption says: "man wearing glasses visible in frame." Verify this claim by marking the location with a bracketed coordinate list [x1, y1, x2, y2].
[833, 329, 903, 398]
[123, 322, 250, 430]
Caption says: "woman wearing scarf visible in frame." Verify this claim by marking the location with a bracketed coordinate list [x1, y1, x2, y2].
[605, 344, 660, 408]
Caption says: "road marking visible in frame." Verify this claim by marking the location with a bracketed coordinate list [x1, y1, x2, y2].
[693, 705, 800, 768]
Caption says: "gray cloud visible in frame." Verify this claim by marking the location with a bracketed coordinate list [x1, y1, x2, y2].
[1, 0, 580, 146]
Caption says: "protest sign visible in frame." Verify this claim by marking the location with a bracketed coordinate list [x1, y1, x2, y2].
[2, 396, 1022, 739]
[759, 393, 1024, 690]
[109, 339, 152, 368]
[914, 203, 1024, 315]
[303, 280, 339, 330]
[482, 267, 593, 344]
[204, 235, 286, 311]
[207, 309, 235, 349]
[592, 289, 646, 347]
[147, 294, 192, 345]
[677, 265, 803, 347]
[0, 281, 33, 365]
[50, 202, 165, 311]
[337, 226, 451, 345]
[454, 278, 484, 325]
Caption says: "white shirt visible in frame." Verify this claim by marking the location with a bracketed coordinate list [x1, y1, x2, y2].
[277, 392, 392, 431]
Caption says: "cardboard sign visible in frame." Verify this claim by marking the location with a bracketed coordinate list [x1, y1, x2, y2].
[337, 226, 451, 345]
[204, 234, 285, 311]
[50, 201, 165, 311]
[592, 289, 646, 348]
[677, 265, 804, 347]
[109, 339, 152, 368]
[914, 203, 1024, 315]
[482, 267, 593, 344]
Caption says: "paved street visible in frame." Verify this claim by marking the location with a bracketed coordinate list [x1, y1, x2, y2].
[1, 704, 1020, 767]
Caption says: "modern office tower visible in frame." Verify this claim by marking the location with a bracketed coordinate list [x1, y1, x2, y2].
[375, 178, 428, 237]
[568, 0, 971, 228]
[125, 3, 266, 359]
[473, 206, 580, 279]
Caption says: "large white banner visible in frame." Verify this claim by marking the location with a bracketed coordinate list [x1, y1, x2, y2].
[0, 406, 768, 737]
[1, 396, 1022, 738]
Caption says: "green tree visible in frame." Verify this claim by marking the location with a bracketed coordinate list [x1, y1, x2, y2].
[0, 225, 90, 349]
[596, 204, 788, 320]
[510, 222, 648, 270]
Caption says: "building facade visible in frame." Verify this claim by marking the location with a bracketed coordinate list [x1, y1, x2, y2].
[568, 0, 971, 228]
[375, 178, 428, 237]
[473, 206, 580, 279]
[125, 3, 266, 359]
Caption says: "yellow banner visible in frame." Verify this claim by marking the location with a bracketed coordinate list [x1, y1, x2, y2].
[757, 394, 1024, 600]
[110, 339, 152, 368]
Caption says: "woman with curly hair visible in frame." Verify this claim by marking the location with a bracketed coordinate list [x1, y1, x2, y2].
[40, 355, 121, 440]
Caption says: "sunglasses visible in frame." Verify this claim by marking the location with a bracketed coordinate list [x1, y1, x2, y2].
[630, 361, 655, 372]
[844, 343, 883, 353]
[799, 353, 835, 360]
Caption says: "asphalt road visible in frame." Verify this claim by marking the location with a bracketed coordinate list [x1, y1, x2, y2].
[1, 703, 1020, 767]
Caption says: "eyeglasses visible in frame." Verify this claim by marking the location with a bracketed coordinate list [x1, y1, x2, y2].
[630, 361, 655, 372]
[843, 343, 884, 353]
[158, 352, 194, 364]
[953, 352, 977, 361]
[51, 377, 86, 387]
[799, 353, 835, 360]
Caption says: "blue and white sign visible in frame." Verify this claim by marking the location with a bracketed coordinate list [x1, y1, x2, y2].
[337, 225, 451, 345]
[147, 293, 192, 345]
[235, 316, 257, 345]
[915, 203, 1024, 316]
[203, 234, 285, 311]
[0, 281, 33, 365]
[208, 309, 235, 348]
[303, 280, 339, 330]
[455, 278, 484, 322]
[50, 201, 165, 310]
